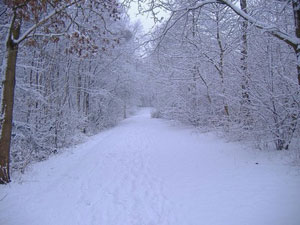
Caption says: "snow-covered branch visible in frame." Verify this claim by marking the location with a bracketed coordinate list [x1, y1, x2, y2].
[14, 0, 83, 44]
[168, 0, 299, 48]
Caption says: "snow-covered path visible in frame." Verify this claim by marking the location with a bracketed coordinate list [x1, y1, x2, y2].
[1, 108, 300, 225]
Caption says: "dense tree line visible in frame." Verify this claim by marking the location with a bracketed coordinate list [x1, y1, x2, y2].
[145, 0, 300, 152]
[1, 0, 299, 184]
[0, 0, 140, 183]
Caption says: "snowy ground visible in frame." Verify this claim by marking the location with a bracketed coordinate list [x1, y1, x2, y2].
[1, 108, 300, 225]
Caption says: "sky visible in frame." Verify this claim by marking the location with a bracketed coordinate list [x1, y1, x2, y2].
[127, 1, 168, 33]
[127, 2, 154, 32]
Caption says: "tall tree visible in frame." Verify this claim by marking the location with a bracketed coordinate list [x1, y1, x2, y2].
[240, 0, 251, 126]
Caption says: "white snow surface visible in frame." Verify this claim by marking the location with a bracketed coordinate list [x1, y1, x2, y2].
[1, 108, 300, 225]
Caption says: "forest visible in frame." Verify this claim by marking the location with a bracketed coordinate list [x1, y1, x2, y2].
[148, 0, 300, 152]
[0, 0, 299, 185]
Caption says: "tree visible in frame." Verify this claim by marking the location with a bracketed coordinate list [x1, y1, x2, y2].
[0, 0, 120, 184]
[145, 0, 300, 85]
[240, 0, 251, 125]
[146, 0, 299, 151]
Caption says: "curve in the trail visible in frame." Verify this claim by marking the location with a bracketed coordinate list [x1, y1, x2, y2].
[1, 108, 299, 225]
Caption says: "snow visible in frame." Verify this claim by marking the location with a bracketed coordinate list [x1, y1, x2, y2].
[1, 108, 300, 225]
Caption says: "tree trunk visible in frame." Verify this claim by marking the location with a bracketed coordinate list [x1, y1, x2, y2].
[216, 11, 229, 116]
[123, 102, 127, 119]
[77, 61, 82, 112]
[292, 0, 300, 85]
[295, 46, 300, 85]
[0, 23, 20, 184]
[240, 0, 251, 125]
[84, 76, 90, 115]
[240, 0, 249, 101]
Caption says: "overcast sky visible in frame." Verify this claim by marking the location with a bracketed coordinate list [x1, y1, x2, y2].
[127, 1, 168, 33]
